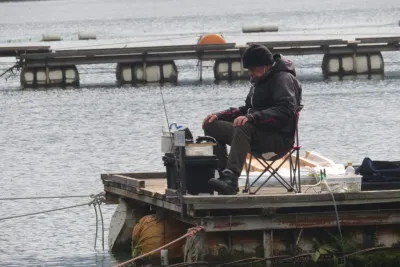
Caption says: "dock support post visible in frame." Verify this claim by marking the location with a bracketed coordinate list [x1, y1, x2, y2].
[45, 66, 49, 84]
[263, 230, 273, 267]
[199, 60, 203, 82]
[143, 61, 147, 82]
[108, 198, 147, 253]
[184, 230, 207, 264]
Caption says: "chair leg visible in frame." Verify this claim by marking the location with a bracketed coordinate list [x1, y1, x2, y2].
[252, 156, 291, 194]
[288, 148, 301, 193]
[252, 153, 301, 194]
[246, 149, 302, 195]
[296, 149, 301, 193]
[243, 153, 253, 193]
[248, 156, 272, 194]
[289, 156, 294, 189]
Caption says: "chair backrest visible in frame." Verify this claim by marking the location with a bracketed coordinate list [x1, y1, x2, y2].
[250, 104, 303, 156]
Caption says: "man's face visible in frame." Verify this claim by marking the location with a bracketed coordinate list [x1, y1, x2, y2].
[247, 65, 271, 80]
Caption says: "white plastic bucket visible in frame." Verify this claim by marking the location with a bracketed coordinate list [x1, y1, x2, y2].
[161, 132, 173, 153]
[161, 123, 181, 153]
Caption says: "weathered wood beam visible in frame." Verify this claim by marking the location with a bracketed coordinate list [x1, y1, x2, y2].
[355, 36, 400, 44]
[104, 186, 181, 213]
[185, 209, 400, 231]
[102, 174, 145, 188]
[20, 43, 237, 59]
[0, 45, 50, 57]
[247, 38, 347, 47]
[184, 190, 400, 210]
[112, 172, 166, 179]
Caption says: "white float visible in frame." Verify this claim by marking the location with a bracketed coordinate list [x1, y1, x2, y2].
[41, 33, 62, 42]
[20, 66, 79, 87]
[322, 52, 384, 78]
[36, 69, 47, 85]
[49, 69, 63, 83]
[213, 59, 248, 81]
[78, 32, 97, 40]
[116, 61, 178, 84]
[22, 70, 35, 85]
[65, 68, 79, 84]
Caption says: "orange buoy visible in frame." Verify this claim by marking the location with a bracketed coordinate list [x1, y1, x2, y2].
[197, 34, 226, 45]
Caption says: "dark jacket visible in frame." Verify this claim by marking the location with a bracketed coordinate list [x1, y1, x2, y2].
[216, 54, 302, 141]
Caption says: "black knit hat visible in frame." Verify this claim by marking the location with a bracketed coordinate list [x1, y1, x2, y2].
[242, 44, 274, 68]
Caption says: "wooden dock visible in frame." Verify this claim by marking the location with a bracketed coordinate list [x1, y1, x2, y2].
[102, 172, 400, 232]
[1, 36, 400, 87]
[102, 168, 400, 266]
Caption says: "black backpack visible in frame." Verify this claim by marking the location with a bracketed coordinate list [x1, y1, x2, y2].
[356, 157, 400, 182]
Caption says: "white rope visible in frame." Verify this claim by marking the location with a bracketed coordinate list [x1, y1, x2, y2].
[0, 192, 106, 251]
[0, 202, 90, 222]
[0, 195, 92, 201]
[0, 192, 104, 223]
[90, 192, 106, 251]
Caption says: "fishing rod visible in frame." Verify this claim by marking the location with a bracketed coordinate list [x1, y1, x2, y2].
[159, 84, 171, 134]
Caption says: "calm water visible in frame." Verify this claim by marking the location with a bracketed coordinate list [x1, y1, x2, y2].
[1, 0, 400, 266]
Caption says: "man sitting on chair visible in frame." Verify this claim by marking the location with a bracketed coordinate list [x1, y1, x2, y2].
[202, 44, 302, 195]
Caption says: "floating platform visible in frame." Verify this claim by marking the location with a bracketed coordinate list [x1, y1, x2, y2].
[102, 171, 400, 265]
[1, 36, 400, 87]
[102, 172, 400, 230]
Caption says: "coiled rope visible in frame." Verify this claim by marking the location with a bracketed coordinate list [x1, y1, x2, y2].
[114, 225, 205, 267]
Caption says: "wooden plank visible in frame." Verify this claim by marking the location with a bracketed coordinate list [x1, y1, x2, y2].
[184, 209, 400, 231]
[184, 190, 400, 210]
[153, 192, 165, 200]
[21, 51, 203, 66]
[21, 49, 242, 67]
[0, 46, 51, 57]
[138, 188, 155, 197]
[247, 39, 347, 47]
[104, 186, 181, 213]
[112, 172, 166, 179]
[270, 44, 396, 55]
[20, 43, 237, 60]
[126, 186, 139, 194]
[355, 36, 400, 44]
[102, 174, 145, 188]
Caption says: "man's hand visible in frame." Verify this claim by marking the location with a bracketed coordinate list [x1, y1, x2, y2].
[233, 116, 248, 127]
[202, 114, 218, 129]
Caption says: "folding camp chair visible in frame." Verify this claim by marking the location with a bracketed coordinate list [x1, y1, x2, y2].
[243, 105, 303, 194]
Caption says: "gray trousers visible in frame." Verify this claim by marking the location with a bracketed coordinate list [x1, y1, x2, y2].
[203, 120, 290, 176]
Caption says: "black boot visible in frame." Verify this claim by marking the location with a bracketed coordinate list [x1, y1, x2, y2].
[208, 169, 239, 195]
